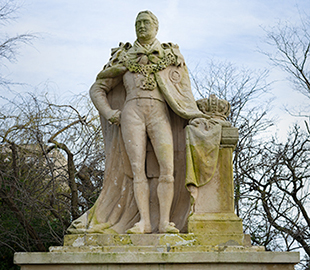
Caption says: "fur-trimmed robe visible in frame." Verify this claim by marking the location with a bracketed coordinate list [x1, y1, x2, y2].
[67, 41, 221, 234]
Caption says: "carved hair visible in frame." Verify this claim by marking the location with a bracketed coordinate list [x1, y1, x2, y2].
[136, 10, 159, 32]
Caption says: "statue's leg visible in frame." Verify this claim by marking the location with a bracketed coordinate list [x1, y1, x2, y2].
[121, 101, 151, 234]
[147, 102, 179, 233]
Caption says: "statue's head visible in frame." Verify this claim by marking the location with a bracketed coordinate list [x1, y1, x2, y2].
[135, 10, 158, 44]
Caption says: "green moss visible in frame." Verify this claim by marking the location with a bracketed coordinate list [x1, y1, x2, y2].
[161, 252, 169, 259]
[158, 234, 196, 246]
[113, 235, 132, 245]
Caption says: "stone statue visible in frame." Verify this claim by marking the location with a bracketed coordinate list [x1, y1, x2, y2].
[67, 10, 230, 235]
[15, 11, 300, 270]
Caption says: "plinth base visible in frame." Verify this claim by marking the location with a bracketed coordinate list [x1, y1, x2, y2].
[58, 233, 254, 252]
[15, 234, 299, 269]
[188, 213, 246, 245]
[15, 251, 299, 270]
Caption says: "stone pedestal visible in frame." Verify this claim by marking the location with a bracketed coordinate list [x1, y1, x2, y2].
[14, 128, 300, 269]
[60, 233, 254, 252]
[15, 251, 299, 270]
[188, 213, 245, 245]
[14, 233, 299, 270]
[188, 130, 246, 246]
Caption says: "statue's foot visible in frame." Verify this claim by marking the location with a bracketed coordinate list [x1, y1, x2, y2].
[159, 222, 179, 234]
[126, 222, 152, 234]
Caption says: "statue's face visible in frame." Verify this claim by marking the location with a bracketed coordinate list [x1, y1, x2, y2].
[135, 13, 157, 43]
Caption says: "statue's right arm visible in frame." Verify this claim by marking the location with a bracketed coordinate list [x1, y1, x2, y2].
[89, 76, 123, 125]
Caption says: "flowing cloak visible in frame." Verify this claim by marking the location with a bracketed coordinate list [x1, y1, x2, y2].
[67, 42, 222, 234]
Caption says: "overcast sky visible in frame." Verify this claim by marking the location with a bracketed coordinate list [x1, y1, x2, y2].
[2, 0, 310, 137]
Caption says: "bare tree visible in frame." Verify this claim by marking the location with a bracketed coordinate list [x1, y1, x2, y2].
[0, 2, 40, 268]
[263, 13, 310, 134]
[0, 0, 35, 89]
[263, 15, 310, 99]
[191, 60, 309, 269]
[258, 13, 310, 268]
[0, 92, 105, 268]
[240, 125, 310, 269]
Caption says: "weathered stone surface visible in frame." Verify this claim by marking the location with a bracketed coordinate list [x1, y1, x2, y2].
[188, 213, 244, 242]
[50, 245, 264, 253]
[192, 147, 235, 214]
[59, 233, 258, 253]
[63, 233, 197, 247]
[15, 264, 299, 270]
[221, 126, 239, 146]
[62, 233, 253, 250]
[15, 251, 299, 270]
[188, 146, 245, 245]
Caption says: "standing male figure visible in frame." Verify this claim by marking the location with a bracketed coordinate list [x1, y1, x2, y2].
[89, 10, 207, 234]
